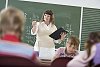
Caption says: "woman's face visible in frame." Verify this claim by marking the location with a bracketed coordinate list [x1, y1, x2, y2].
[66, 40, 77, 54]
[43, 14, 51, 22]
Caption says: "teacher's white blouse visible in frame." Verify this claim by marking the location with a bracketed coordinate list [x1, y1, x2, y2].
[31, 22, 60, 51]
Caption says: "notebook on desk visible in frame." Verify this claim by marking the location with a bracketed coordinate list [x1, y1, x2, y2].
[49, 27, 68, 40]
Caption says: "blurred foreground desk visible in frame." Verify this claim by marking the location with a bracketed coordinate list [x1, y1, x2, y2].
[40, 59, 52, 66]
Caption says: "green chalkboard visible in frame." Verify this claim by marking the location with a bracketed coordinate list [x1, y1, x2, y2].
[0, 0, 6, 35]
[8, 0, 81, 48]
[0, 0, 6, 12]
[80, 7, 100, 51]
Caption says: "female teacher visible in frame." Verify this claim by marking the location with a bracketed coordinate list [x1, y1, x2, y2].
[31, 10, 66, 59]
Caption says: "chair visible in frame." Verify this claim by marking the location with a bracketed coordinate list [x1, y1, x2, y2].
[0, 53, 51, 67]
[94, 64, 100, 67]
[51, 57, 73, 67]
[0, 53, 39, 67]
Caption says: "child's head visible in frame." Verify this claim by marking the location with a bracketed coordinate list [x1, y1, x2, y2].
[0, 7, 25, 40]
[41, 10, 54, 24]
[66, 36, 79, 54]
[86, 31, 100, 47]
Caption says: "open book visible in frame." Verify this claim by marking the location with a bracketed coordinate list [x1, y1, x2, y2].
[49, 27, 68, 40]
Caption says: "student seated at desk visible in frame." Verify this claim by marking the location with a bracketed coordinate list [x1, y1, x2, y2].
[67, 31, 100, 67]
[0, 7, 41, 65]
[53, 35, 79, 60]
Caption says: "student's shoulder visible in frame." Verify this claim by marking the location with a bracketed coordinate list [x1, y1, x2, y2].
[0, 40, 34, 50]
[18, 42, 34, 48]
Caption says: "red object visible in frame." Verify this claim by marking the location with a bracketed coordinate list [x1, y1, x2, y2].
[2, 34, 20, 42]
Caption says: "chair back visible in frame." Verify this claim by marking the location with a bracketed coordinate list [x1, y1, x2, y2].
[0, 53, 38, 67]
[0, 53, 52, 67]
[94, 64, 100, 67]
[51, 57, 73, 67]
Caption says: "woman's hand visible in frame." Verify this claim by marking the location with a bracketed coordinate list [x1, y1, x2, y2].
[60, 32, 67, 41]
[32, 21, 37, 27]
[32, 21, 37, 33]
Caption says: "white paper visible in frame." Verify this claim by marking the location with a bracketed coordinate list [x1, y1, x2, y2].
[39, 47, 55, 60]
